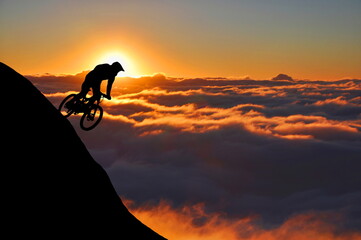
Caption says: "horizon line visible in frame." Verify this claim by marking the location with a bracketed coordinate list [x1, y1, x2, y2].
[24, 71, 361, 82]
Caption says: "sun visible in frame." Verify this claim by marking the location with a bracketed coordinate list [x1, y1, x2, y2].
[95, 51, 137, 77]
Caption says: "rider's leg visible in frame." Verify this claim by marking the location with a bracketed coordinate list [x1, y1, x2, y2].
[84, 85, 100, 109]
[79, 81, 91, 99]
[90, 84, 101, 104]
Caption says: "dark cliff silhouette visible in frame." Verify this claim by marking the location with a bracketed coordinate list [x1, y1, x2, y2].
[2, 62, 167, 239]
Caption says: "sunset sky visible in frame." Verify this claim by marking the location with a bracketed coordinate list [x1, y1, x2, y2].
[3, 1, 361, 239]
[1, 0, 361, 79]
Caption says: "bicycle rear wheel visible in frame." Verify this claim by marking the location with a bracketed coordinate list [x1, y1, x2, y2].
[80, 104, 103, 131]
[58, 94, 77, 117]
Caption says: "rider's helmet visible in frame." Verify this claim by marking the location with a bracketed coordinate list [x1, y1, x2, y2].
[112, 62, 124, 72]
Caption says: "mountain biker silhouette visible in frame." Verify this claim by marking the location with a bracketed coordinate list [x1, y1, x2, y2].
[79, 61, 124, 103]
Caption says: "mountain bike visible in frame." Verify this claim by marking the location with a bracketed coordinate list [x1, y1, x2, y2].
[58, 93, 105, 131]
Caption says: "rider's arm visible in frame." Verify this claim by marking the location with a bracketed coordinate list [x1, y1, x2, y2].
[106, 77, 115, 99]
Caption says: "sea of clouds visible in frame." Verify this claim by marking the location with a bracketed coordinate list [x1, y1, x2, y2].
[29, 73, 361, 238]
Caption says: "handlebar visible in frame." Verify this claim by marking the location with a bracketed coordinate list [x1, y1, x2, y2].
[101, 93, 111, 100]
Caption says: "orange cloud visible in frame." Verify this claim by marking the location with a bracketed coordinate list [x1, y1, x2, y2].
[118, 87, 227, 99]
[312, 96, 354, 106]
[125, 199, 361, 240]
[104, 98, 357, 140]
[96, 93, 361, 140]
[44, 82, 360, 141]
[124, 199, 255, 240]
[44, 91, 78, 98]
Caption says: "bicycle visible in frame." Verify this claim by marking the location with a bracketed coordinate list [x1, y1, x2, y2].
[58, 93, 106, 131]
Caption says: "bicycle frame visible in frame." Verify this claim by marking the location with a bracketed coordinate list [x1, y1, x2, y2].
[71, 95, 103, 114]
[59, 93, 105, 130]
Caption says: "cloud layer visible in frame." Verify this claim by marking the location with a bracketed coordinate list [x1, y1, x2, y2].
[125, 199, 361, 240]
[31, 73, 361, 236]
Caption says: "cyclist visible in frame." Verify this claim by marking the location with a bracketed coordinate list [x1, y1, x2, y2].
[78, 61, 124, 102]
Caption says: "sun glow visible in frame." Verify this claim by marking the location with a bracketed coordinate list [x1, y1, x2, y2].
[96, 51, 138, 77]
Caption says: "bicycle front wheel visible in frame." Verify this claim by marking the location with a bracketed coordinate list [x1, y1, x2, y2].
[58, 94, 77, 117]
[80, 104, 103, 131]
